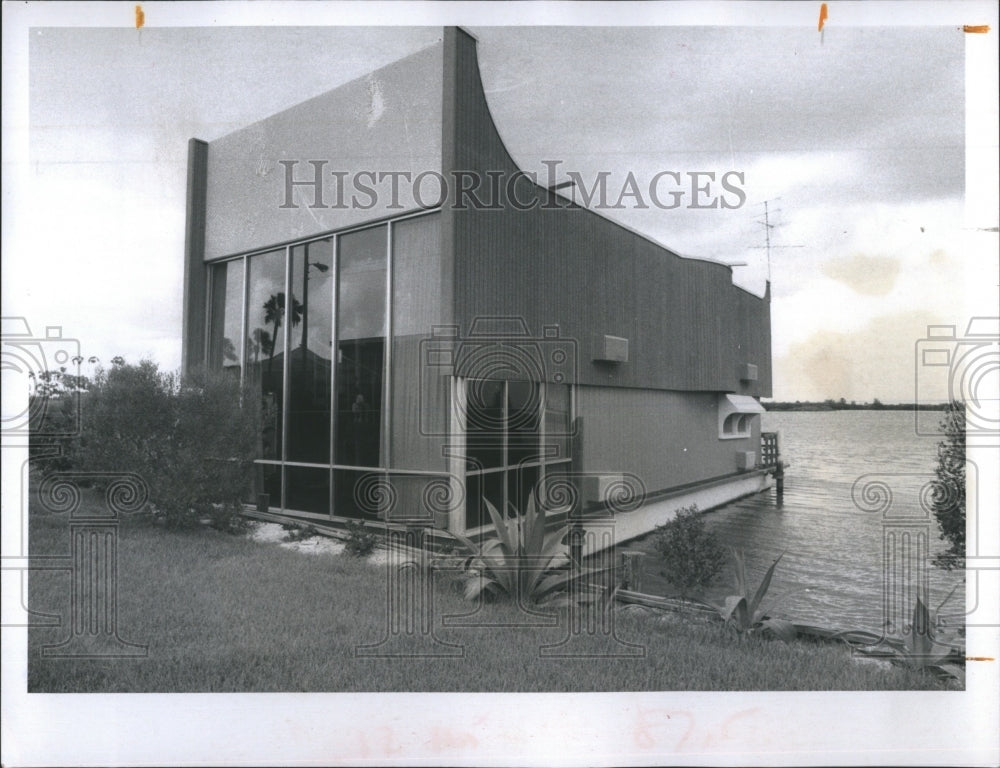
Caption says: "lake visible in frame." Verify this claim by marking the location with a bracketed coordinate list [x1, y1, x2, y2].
[633, 410, 965, 638]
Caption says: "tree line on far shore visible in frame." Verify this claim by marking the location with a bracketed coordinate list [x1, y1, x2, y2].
[763, 398, 951, 411]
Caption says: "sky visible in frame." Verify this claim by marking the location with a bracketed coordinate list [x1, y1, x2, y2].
[4, 4, 998, 403]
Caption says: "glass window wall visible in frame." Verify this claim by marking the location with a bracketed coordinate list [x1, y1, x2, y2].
[335, 225, 387, 468]
[245, 248, 288, 464]
[207, 212, 529, 529]
[287, 238, 334, 463]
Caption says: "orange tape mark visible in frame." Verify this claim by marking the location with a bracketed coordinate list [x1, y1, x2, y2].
[135, 5, 145, 29]
[963, 25, 990, 33]
[966, 656, 995, 662]
[818, 3, 829, 32]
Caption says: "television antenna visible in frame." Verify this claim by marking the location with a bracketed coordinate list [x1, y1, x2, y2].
[748, 198, 803, 281]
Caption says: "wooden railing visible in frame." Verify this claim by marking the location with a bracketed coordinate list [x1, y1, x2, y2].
[760, 431, 780, 468]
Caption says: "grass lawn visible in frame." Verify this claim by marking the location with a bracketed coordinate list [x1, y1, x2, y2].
[27, 496, 955, 692]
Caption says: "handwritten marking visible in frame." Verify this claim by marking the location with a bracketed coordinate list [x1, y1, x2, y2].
[424, 726, 479, 752]
[135, 5, 144, 29]
[962, 25, 990, 34]
[818, 3, 829, 32]
[632, 708, 766, 751]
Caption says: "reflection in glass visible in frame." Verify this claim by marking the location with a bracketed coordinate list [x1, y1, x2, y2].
[335, 225, 387, 467]
[257, 463, 282, 509]
[465, 474, 483, 529]
[285, 466, 330, 515]
[288, 239, 333, 463]
[466, 378, 505, 470]
[207, 259, 244, 376]
[464, 379, 558, 527]
[391, 213, 449, 469]
[543, 383, 571, 461]
[245, 249, 289, 462]
[507, 380, 541, 465]
[205, 215, 478, 524]
[334, 469, 383, 519]
[466, 471, 503, 528]
[508, 464, 540, 517]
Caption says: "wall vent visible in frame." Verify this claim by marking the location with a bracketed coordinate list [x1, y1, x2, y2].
[739, 363, 759, 381]
[735, 451, 756, 471]
[582, 473, 626, 505]
[594, 335, 629, 363]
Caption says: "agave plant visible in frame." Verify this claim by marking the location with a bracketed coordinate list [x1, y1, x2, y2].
[699, 547, 797, 642]
[856, 592, 964, 682]
[447, 489, 611, 605]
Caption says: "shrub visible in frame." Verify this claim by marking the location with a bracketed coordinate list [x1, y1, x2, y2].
[649, 505, 726, 596]
[208, 502, 254, 535]
[932, 401, 965, 570]
[343, 520, 378, 557]
[28, 391, 84, 476]
[70, 361, 260, 531]
[283, 523, 317, 543]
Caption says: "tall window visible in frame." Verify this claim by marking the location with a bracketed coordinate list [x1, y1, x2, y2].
[287, 238, 333, 463]
[245, 248, 288, 467]
[207, 259, 243, 376]
[334, 225, 387, 468]
[464, 380, 572, 530]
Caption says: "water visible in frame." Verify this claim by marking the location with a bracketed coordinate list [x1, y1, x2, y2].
[638, 411, 965, 635]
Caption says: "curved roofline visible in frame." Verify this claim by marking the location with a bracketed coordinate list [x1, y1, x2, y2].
[459, 28, 766, 301]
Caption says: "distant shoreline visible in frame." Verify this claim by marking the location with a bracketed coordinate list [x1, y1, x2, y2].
[762, 401, 951, 412]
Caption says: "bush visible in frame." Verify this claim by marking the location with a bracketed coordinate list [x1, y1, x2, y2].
[343, 520, 378, 557]
[69, 361, 260, 531]
[28, 392, 83, 476]
[932, 401, 965, 570]
[208, 502, 254, 535]
[283, 524, 317, 543]
[650, 505, 726, 596]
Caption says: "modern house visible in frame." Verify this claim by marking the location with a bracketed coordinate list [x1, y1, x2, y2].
[181, 27, 774, 543]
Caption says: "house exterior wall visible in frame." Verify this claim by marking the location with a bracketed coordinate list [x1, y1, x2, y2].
[203, 43, 444, 261]
[574, 385, 760, 497]
[441, 28, 771, 397]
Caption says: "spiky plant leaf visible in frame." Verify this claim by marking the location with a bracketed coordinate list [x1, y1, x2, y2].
[524, 489, 545, 556]
[724, 595, 748, 625]
[483, 497, 516, 557]
[730, 547, 748, 597]
[749, 552, 784, 620]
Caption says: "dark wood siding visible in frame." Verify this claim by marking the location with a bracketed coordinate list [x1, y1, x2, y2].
[441, 28, 771, 397]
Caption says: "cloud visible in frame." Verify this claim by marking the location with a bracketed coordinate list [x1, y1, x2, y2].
[820, 253, 901, 296]
[773, 309, 945, 403]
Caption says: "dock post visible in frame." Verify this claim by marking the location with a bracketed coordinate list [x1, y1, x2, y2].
[618, 550, 645, 592]
[775, 460, 785, 507]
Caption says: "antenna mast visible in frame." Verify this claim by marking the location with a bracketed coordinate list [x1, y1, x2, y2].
[749, 198, 803, 282]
